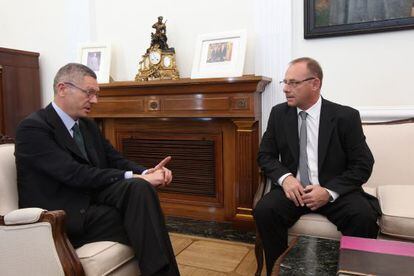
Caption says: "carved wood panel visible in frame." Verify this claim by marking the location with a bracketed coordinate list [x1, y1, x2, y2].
[0, 47, 41, 137]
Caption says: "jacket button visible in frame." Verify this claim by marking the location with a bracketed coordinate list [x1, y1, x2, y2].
[80, 209, 86, 214]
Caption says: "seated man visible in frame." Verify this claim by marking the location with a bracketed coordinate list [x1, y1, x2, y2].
[254, 57, 381, 275]
[15, 63, 179, 276]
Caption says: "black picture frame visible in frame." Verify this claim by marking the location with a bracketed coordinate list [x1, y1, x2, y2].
[304, 0, 414, 39]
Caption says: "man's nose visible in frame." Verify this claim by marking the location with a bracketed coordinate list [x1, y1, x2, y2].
[89, 95, 98, 103]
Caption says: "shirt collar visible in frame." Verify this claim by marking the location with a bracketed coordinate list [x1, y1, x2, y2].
[297, 96, 322, 120]
[52, 101, 77, 133]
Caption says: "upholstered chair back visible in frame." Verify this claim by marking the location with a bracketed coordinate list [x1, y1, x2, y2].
[363, 122, 414, 188]
[0, 143, 18, 215]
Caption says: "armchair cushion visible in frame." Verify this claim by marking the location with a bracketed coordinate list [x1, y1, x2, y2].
[289, 213, 342, 240]
[76, 241, 139, 276]
[377, 185, 414, 240]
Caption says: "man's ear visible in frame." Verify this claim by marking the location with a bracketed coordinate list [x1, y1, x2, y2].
[56, 82, 66, 97]
[312, 78, 321, 91]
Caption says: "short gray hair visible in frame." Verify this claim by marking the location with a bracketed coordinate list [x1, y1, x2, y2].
[290, 57, 323, 86]
[53, 63, 96, 94]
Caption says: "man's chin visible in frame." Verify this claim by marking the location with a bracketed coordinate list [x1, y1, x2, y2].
[78, 112, 90, 118]
[286, 100, 297, 107]
[82, 109, 92, 117]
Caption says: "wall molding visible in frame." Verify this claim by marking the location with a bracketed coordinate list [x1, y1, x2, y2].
[357, 106, 414, 122]
[254, 0, 292, 133]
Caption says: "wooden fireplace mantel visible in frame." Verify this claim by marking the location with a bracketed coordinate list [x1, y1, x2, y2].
[91, 75, 271, 226]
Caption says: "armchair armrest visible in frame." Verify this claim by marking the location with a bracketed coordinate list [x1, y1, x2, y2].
[4, 207, 45, 224]
[252, 170, 273, 276]
[253, 170, 272, 209]
[0, 209, 85, 276]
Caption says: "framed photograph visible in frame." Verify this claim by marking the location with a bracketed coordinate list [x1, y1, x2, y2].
[191, 30, 247, 79]
[305, 0, 414, 38]
[78, 43, 111, 83]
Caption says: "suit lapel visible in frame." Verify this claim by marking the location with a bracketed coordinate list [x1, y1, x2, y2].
[79, 120, 99, 166]
[318, 99, 335, 172]
[45, 104, 89, 162]
[284, 107, 299, 164]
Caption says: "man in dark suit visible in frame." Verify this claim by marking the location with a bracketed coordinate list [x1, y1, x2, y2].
[15, 63, 179, 276]
[254, 57, 381, 275]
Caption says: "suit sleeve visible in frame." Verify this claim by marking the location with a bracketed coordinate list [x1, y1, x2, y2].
[16, 117, 127, 190]
[257, 107, 291, 184]
[323, 109, 374, 195]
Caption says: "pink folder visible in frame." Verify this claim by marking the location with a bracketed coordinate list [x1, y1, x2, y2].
[340, 236, 414, 257]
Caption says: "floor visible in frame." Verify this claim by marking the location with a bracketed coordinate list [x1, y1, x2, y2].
[166, 216, 256, 244]
[170, 233, 266, 276]
[166, 216, 265, 275]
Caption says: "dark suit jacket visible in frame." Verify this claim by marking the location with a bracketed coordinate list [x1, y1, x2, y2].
[15, 103, 146, 237]
[258, 98, 376, 199]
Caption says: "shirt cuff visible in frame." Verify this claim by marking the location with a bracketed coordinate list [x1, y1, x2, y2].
[326, 188, 339, 202]
[278, 173, 292, 186]
[124, 171, 133, 179]
[142, 169, 148, 175]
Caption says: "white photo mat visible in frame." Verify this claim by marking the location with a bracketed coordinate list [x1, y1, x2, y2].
[78, 43, 111, 83]
[191, 30, 247, 79]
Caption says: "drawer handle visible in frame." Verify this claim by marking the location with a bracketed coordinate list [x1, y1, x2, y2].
[237, 99, 247, 109]
[148, 100, 159, 110]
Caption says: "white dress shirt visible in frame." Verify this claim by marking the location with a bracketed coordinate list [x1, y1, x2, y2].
[278, 97, 339, 201]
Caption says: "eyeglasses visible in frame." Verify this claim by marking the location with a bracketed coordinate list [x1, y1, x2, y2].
[63, 82, 99, 98]
[279, 77, 316, 88]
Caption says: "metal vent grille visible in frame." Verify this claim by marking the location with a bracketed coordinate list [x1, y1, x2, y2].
[122, 139, 216, 197]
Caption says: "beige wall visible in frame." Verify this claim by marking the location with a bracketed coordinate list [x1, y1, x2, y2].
[92, 0, 255, 81]
[292, 1, 414, 108]
[1, 0, 254, 104]
[1, 0, 413, 112]
[0, 0, 91, 105]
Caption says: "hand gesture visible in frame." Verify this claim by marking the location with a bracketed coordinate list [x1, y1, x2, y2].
[301, 185, 330, 211]
[282, 175, 305, 207]
[140, 169, 167, 187]
[141, 156, 173, 187]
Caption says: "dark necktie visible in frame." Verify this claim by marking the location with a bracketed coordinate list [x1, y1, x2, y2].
[72, 123, 89, 160]
[298, 111, 310, 186]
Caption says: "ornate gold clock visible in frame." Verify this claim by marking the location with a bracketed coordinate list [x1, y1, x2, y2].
[135, 16, 179, 81]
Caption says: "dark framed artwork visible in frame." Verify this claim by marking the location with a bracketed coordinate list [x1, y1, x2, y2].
[305, 0, 414, 38]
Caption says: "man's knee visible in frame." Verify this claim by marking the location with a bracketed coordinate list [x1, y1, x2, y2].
[254, 197, 278, 225]
[354, 208, 378, 227]
[254, 190, 295, 226]
[128, 178, 158, 197]
[342, 207, 379, 238]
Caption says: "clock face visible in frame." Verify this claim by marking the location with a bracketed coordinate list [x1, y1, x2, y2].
[163, 56, 172, 68]
[149, 51, 161, 65]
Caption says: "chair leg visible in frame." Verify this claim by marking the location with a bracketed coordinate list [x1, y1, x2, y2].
[254, 229, 264, 276]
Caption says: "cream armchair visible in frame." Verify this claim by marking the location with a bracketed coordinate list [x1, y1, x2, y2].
[253, 119, 414, 275]
[0, 137, 140, 276]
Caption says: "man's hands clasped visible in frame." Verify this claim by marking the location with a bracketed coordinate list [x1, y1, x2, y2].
[282, 175, 330, 211]
[133, 156, 173, 187]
